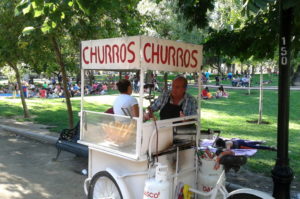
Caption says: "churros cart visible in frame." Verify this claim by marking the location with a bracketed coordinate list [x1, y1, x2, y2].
[78, 36, 274, 199]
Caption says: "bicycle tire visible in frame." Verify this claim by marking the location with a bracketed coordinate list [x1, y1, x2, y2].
[227, 193, 263, 199]
[88, 171, 123, 199]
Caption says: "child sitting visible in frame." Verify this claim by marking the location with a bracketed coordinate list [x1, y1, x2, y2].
[215, 85, 228, 98]
[201, 87, 212, 99]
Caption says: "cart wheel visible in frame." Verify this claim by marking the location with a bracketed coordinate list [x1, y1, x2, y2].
[88, 171, 123, 199]
[227, 193, 263, 199]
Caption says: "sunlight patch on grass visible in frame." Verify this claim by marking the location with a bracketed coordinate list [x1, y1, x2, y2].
[290, 122, 300, 130]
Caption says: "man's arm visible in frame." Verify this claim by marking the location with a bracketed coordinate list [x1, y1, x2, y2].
[183, 94, 198, 116]
[226, 141, 233, 150]
[150, 91, 168, 112]
[131, 104, 139, 117]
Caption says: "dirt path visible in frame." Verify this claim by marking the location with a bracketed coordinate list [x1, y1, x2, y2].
[0, 129, 87, 199]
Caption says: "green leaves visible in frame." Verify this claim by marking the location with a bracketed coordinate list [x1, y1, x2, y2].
[41, 18, 51, 33]
[22, 26, 35, 35]
[22, 3, 32, 14]
[34, 9, 44, 17]
[68, 1, 74, 7]
[178, 0, 215, 29]
[242, 0, 275, 15]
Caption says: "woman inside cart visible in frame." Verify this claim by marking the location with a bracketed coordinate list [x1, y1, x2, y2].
[144, 76, 197, 120]
[113, 79, 139, 117]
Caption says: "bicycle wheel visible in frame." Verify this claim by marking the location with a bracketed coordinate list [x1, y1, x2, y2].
[88, 171, 123, 199]
[227, 193, 263, 199]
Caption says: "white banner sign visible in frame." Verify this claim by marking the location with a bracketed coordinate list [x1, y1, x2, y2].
[81, 36, 202, 72]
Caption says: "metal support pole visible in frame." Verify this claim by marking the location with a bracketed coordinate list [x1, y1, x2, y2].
[271, 1, 294, 198]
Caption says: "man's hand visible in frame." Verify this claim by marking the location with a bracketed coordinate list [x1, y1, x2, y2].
[143, 107, 154, 121]
[180, 111, 185, 117]
[214, 150, 235, 170]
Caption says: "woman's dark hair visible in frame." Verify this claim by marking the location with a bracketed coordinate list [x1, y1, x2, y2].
[116, 79, 131, 93]
[215, 138, 226, 148]
[205, 87, 209, 92]
[218, 85, 224, 92]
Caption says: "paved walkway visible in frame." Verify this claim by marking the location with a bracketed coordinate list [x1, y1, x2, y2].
[0, 118, 58, 144]
[0, 128, 87, 199]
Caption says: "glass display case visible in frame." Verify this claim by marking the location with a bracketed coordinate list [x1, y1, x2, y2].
[81, 111, 138, 156]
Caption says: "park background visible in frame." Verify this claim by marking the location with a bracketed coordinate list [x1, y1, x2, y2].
[0, 0, 299, 191]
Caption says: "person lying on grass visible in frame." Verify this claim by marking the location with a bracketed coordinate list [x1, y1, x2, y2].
[213, 138, 276, 170]
[215, 137, 277, 151]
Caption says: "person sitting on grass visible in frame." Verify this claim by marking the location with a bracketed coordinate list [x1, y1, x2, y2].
[201, 87, 212, 99]
[215, 85, 229, 98]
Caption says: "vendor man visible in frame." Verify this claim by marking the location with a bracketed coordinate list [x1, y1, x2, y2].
[145, 76, 197, 120]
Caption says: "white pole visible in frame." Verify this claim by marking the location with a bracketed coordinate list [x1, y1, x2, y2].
[248, 74, 251, 95]
[258, 64, 263, 124]
[137, 36, 144, 158]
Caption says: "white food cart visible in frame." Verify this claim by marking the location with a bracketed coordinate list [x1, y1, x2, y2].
[78, 36, 274, 199]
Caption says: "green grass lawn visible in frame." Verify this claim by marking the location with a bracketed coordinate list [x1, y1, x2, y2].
[0, 88, 299, 181]
[190, 88, 300, 180]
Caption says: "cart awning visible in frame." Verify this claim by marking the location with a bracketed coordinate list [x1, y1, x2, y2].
[81, 36, 203, 72]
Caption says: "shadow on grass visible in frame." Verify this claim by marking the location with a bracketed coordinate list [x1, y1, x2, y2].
[0, 101, 25, 118]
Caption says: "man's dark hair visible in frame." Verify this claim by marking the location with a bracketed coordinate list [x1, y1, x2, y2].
[116, 79, 131, 93]
[174, 76, 188, 88]
[215, 138, 226, 148]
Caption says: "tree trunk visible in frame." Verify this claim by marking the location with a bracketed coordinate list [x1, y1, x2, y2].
[241, 64, 244, 75]
[9, 63, 30, 118]
[145, 71, 153, 84]
[76, 72, 81, 85]
[163, 72, 168, 91]
[247, 64, 251, 75]
[54, 72, 62, 86]
[251, 65, 256, 75]
[217, 55, 222, 75]
[292, 65, 300, 86]
[232, 64, 235, 74]
[258, 64, 263, 124]
[193, 72, 198, 84]
[87, 70, 95, 86]
[226, 64, 231, 73]
[51, 36, 74, 129]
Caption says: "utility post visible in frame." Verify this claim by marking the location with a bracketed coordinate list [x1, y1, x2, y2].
[271, 0, 294, 198]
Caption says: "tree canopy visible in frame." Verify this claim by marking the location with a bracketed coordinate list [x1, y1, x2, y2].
[15, 0, 143, 127]
[178, 0, 300, 62]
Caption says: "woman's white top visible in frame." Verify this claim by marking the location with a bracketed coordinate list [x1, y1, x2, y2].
[113, 94, 138, 116]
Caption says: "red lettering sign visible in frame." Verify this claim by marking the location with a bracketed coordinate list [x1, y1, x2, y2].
[82, 42, 137, 65]
[81, 36, 201, 71]
[144, 42, 151, 63]
[144, 191, 161, 198]
[141, 43, 199, 69]
[203, 186, 213, 192]
[127, 41, 135, 63]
